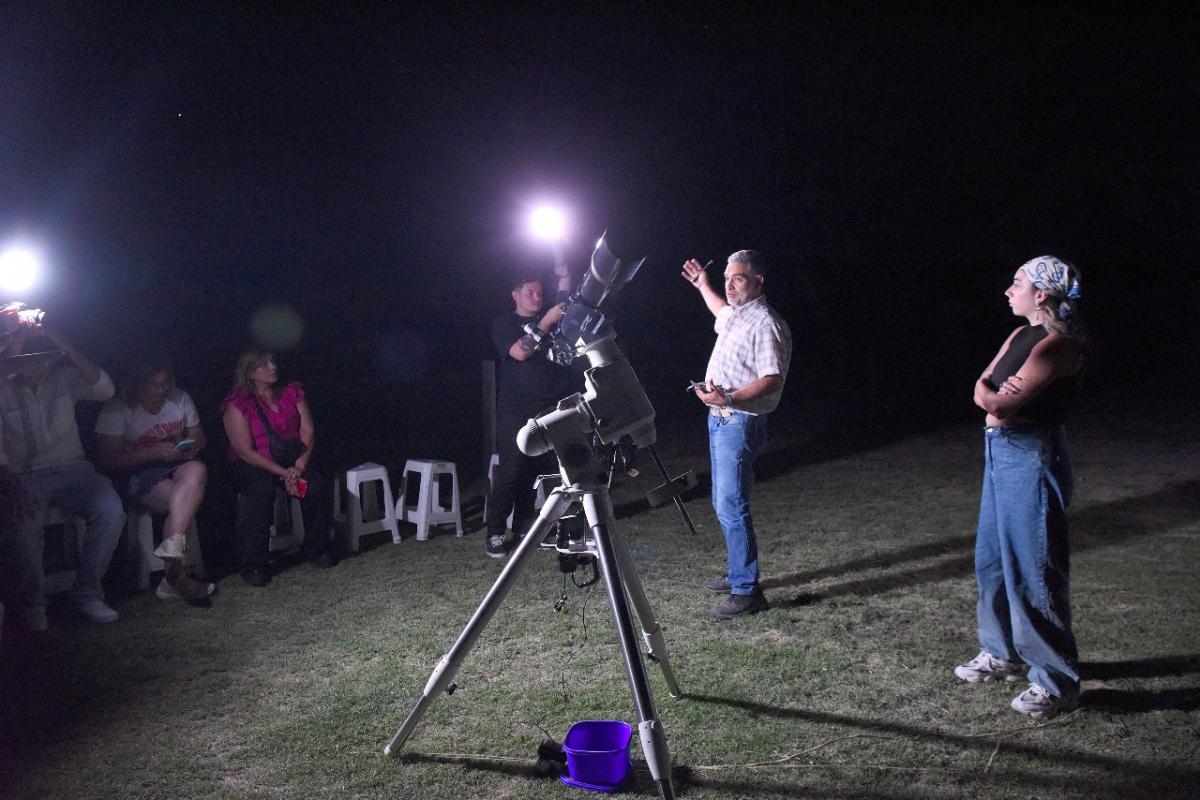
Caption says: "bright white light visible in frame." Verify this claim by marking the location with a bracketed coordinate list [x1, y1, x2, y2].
[0, 246, 41, 294]
[528, 205, 567, 242]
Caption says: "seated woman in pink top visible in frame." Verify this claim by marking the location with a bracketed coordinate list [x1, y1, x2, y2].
[220, 348, 334, 586]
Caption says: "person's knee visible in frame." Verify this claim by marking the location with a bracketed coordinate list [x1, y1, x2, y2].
[92, 485, 126, 528]
[177, 460, 208, 490]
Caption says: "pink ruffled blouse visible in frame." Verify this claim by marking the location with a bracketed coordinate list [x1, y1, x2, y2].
[221, 382, 305, 464]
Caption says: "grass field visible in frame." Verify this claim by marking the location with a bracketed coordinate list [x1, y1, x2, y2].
[2, 397, 1198, 800]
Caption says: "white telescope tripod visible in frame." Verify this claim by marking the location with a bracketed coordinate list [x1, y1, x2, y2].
[385, 336, 682, 799]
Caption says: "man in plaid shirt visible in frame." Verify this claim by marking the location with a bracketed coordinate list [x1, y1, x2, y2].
[681, 250, 791, 619]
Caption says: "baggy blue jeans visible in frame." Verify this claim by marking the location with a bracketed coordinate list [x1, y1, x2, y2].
[708, 411, 768, 596]
[975, 425, 1080, 699]
[4, 463, 126, 609]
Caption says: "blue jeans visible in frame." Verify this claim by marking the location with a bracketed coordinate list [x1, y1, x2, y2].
[708, 412, 768, 596]
[3, 463, 126, 608]
[975, 426, 1079, 699]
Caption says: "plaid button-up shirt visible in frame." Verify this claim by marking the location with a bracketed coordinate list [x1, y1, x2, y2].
[704, 295, 791, 415]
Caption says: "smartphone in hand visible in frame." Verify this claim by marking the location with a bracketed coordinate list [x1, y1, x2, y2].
[175, 438, 196, 451]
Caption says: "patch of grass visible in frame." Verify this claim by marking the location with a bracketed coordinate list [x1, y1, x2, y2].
[3, 399, 1198, 799]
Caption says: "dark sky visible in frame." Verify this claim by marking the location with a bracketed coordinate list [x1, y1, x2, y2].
[1, 3, 1195, 466]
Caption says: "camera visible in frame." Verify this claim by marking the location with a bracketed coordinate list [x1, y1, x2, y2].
[1, 303, 47, 333]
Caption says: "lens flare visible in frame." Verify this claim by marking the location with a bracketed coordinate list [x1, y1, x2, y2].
[250, 304, 305, 350]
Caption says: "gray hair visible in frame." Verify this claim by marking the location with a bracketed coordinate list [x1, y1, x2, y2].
[727, 249, 766, 276]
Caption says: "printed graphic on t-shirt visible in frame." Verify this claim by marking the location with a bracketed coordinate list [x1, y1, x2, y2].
[135, 419, 185, 447]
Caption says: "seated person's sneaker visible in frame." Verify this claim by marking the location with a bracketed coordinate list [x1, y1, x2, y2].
[1010, 683, 1078, 719]
[702, 575, 731, 593]
[153, 534, 187, 560]
[711, 590, 768, 619]
[157, 573, 216, 601]
[486, 535, 508, 559]
[954, 651, 1028, 683]
[76, 599, 119, 624]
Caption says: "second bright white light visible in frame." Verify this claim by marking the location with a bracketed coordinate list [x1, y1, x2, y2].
[528, 205, 567, 243]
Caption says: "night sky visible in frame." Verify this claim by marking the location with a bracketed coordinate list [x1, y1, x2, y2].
[1, 4, 1195, 475]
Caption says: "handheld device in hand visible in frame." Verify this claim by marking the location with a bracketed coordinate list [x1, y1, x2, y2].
[175, 438, 196, 451]
[686, 380, 709, 393]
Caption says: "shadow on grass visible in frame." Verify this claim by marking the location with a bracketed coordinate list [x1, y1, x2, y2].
[771, 481, 1200, 607]
[683, 692, 1200, 797]
[1080, 653, 1200, 680]
[1081, 686, 1200, 713]
[396, 751, 539, 778]
[762, 535, 975, 592]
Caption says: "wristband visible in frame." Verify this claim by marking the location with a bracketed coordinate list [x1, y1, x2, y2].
[522, 323, 545, 345]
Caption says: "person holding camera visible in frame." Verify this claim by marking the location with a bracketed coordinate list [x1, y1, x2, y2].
[0, 319, 126, 629]
[95, 359, 215, 602]
[483, 267, 574, 558]
[681, 250, 791, 619]
[955, 256, 1086, 719]
[221, 348, 334, 586]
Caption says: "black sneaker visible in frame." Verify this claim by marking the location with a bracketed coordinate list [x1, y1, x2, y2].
[711, 590, 768, 619]
[486, 535, 508, 559]
[241, 567, 269, 587]
[703, 575, 731, 593]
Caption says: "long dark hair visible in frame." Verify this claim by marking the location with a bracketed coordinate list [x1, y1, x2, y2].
[1039, 259, 1090, 353]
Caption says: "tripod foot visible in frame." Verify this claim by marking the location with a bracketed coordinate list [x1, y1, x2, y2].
[639, 719, 675, 798]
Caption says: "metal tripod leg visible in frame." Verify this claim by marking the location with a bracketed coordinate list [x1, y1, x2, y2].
[582, 493, 675, 800]
[597, 493, 682, 699]
[384, 491, 572, 757]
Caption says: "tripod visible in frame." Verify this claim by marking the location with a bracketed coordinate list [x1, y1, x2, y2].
[385, 473, 681, 799]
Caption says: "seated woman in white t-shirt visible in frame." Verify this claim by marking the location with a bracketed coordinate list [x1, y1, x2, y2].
[95, 361, 214, 601]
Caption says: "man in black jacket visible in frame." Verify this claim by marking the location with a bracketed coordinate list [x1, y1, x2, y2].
[484, 270, 573, 558]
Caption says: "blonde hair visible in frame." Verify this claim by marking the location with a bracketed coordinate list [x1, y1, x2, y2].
[231, 348, 275, 395]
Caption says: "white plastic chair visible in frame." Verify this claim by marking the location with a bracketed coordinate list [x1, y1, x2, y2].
[42, 506, 86, 594]
[398, 459, 463, 541]
[342, 462, 401, 552]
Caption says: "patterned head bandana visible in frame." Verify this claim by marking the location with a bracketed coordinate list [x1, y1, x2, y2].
[1019, 255, 1081, 301]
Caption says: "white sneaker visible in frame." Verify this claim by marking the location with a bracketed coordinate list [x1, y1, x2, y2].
[954, 651, 1028, 683]
[18, 605, 48, 633]
[1011, 683, 1078, 719]
[156, 574, 216, 601]
[76, 599, 119, 624]
[154, 534, 187, 560]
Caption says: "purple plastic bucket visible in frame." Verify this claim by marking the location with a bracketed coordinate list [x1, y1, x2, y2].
[560, 719, 633, 792]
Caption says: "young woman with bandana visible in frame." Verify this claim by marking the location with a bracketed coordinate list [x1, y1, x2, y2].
[954, 255, 1087, 719]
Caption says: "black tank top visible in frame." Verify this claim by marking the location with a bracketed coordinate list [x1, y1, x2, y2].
[988, 325, 1078, 425]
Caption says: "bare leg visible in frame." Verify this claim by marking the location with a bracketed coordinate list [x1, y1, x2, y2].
[142, 461, 207, 541]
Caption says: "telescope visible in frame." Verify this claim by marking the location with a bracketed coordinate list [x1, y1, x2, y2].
[384, 235, 695, 799]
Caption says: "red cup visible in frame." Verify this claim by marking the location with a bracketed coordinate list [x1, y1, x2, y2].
[295, 478, 308, 498]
